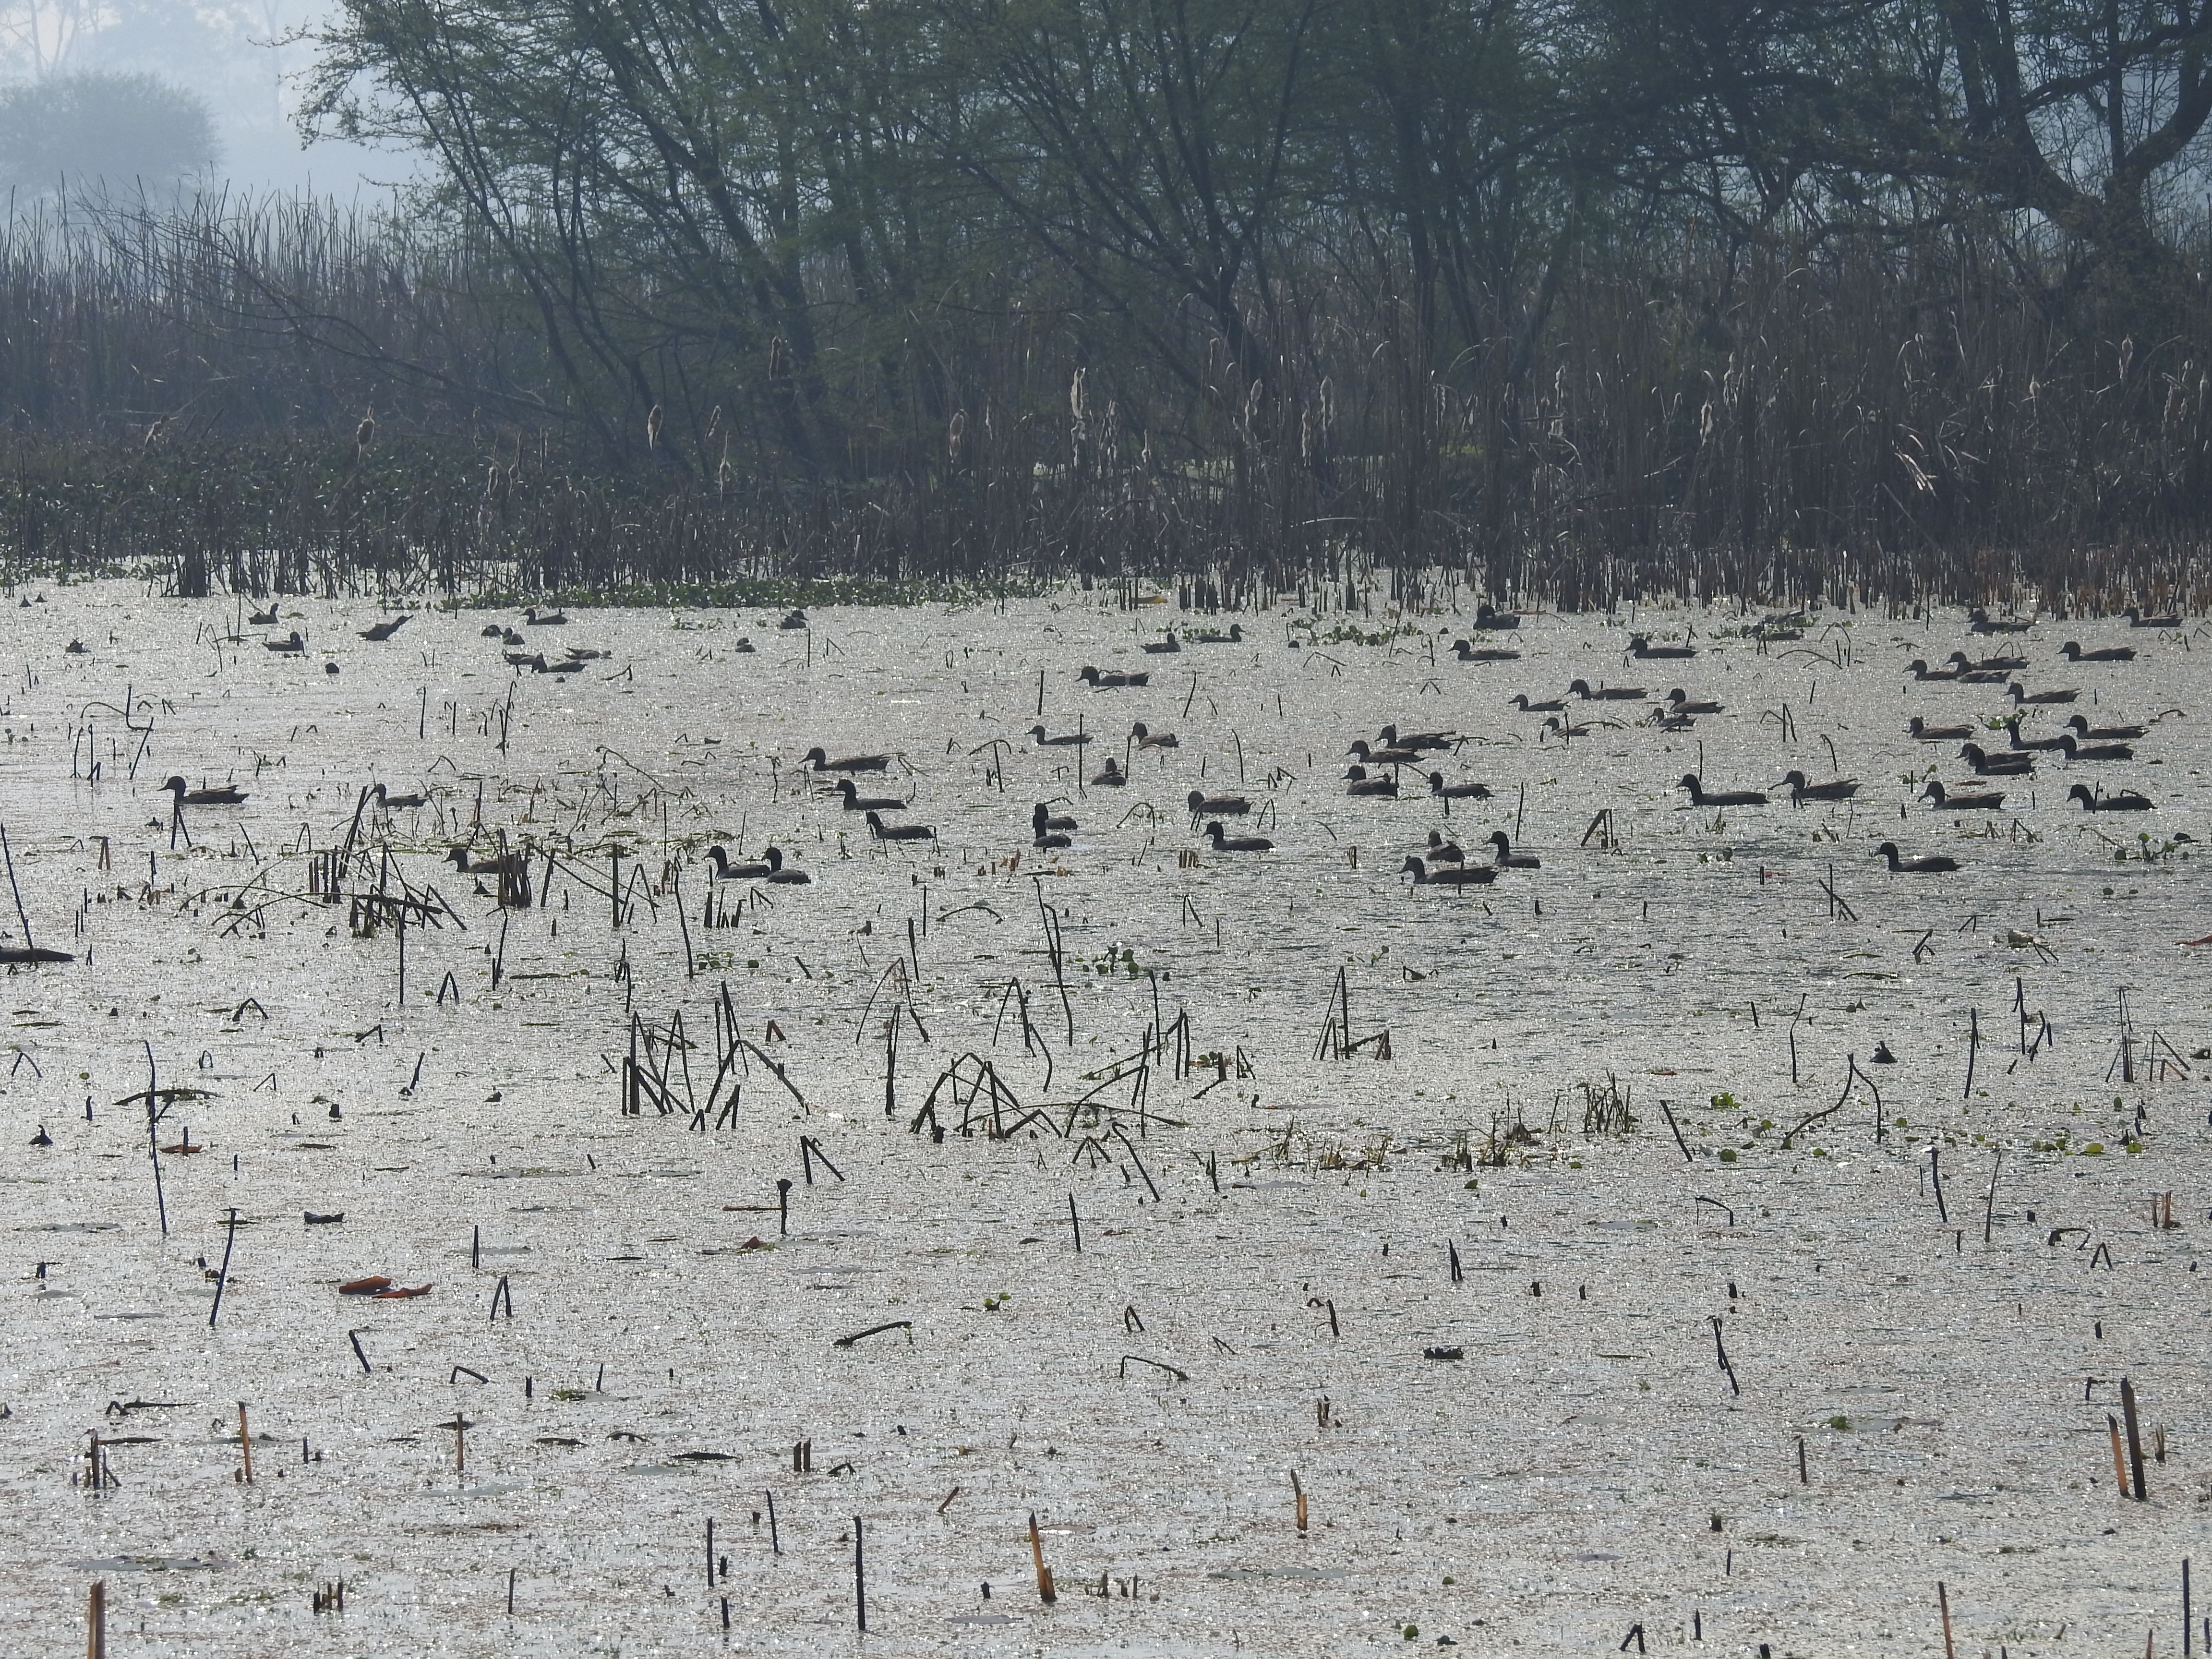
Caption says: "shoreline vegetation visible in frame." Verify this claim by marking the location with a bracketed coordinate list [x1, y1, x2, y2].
[5, 0, 2212, 615]
[9, 435, 2203, 624]
[5, 424, 2207, 615]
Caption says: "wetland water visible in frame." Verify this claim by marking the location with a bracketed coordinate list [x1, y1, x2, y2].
[0, 585, 2206, 1654]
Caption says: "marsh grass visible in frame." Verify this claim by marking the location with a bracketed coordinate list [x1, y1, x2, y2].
[1, 193, 2208, 611]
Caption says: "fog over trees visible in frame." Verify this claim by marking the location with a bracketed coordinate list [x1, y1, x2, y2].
[0, 0, 387, 190]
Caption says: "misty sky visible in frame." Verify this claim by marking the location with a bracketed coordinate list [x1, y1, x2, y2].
[0, 0, 408, 194]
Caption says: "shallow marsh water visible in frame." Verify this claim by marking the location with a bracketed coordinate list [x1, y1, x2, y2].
[0, 585, 2207, 1655]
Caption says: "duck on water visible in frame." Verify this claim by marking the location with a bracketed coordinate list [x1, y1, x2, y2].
[707, 845, 812, 883]
[1345, 765, 1398, 797]
[1488, 831, 1539, 868]
[1452, 640, 1521, 662]
[1205, 821, 1272, 852]
[1570, 679, 1647, 701]
[1401, 855, 1494, 887]
[1679, 774, 1767, 807]
[1920, 780, 2005, 811]
[2069, 783, 2153, 811]
[1960, 743, 2033, 776]
[1347, 739, 1420, 767]
[164, 777, 247, 806]
[1876, 842, 1960, 874]
[867, 811, 936, 842]
[1428, 772, 1489, 802]
[803, 747, 892, 773]
[834, 779, 907, 812]
[1078, 666, 1149, 688]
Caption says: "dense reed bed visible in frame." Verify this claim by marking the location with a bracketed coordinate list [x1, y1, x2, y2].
[0, 194, 2207, 610]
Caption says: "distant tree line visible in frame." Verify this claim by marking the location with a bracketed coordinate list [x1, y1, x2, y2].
[0, 72, 219, 193]
[0, 0, 2209, 601]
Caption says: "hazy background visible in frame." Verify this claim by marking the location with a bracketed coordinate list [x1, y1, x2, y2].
[0, 0, 398, 197]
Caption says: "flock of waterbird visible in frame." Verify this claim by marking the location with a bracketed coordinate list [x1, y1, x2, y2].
[177, 598, 2181, 907]
[980, 601, 2179, 893]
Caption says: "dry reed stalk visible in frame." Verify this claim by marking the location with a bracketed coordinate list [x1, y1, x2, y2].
[1028, 1513, 1056, 1604]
